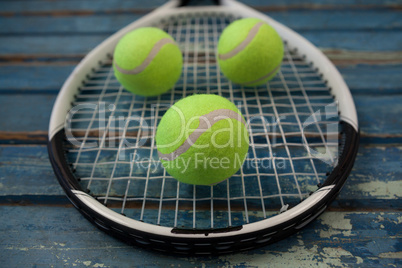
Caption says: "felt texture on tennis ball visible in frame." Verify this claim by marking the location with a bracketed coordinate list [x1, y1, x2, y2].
[113, 27, 183, 96]
[156, 94, 249, 186]
[217, 18, 284, 86]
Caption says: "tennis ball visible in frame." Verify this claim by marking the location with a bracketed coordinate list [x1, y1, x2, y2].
[156, 94, 249, 186]
[217, 18, 284, 86]
[113, 27, 183, 96]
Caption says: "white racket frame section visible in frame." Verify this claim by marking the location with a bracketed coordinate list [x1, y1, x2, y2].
[48, 0, 358, 240]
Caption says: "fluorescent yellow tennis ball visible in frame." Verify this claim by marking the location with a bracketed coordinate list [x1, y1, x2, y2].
[217, 18, 284, 86]
[113, 27, 183, 96]
[156, 94, 249, 186]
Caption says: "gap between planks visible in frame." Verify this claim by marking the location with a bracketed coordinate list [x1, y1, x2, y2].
[2, 132, 402, 145]
[0, 4, 401, 17]
[1, 51, 402, 65]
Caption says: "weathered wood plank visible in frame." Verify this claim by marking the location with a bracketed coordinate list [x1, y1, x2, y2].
[0, 146, 64, 199]
[0, 36, 107, 56]
[0, 145, 400, 208]
[337, 64, 402, 93]
[337, 146, 402, 209]
[301, 31, 402, 52]
[355, 95, 402, 136]
[1, 31, 400, 59]
[0, 94, 56, 132]
[1, 64, 401, 94]
[1, 93, 401, 136]
[0, 0, 166, 14]
[270, 10, 402, 30]
[0, 0, 399, 266]
[0, 0, 400, 15]
[0, 15, 142, 35]
[0, 65, 74, 93]
[0, 206, 400, 266]
[0, 10, 400, 34]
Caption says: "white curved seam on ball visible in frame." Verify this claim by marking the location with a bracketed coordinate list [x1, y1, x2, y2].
[158, 109, 247, 162]
[218, 21, 264, 60]
[241, 64, 281, 86]
[113, 38, 175, 75]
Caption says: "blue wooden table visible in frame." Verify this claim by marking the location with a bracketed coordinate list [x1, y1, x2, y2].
[0, 0, 401, 267]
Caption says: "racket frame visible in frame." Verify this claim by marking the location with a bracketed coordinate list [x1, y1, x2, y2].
[48, 0, 359, 254]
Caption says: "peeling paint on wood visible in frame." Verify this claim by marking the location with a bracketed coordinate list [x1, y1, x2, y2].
[0, 207, 400, 267]
[0, 0, 401, 266]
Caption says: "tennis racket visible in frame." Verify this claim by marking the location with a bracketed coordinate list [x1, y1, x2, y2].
[48, 0, 359, 255]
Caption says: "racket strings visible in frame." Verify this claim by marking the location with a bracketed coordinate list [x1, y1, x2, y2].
[64, 13, 339, 229]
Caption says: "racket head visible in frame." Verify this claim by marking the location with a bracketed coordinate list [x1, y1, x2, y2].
[48, 0, 359, 255]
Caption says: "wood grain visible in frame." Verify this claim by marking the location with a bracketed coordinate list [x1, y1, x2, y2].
[1, 145, 400, 209]
[1, 94, 401, 138]
[0, 10, 400, 34]
[0, 206, 400, 266]
[0, 0, 400, 15]
[1, 64, 401, 93]
[0, 0, 401, 264]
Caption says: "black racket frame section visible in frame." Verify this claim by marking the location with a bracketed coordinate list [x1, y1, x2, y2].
[48, 121, 359, 255]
